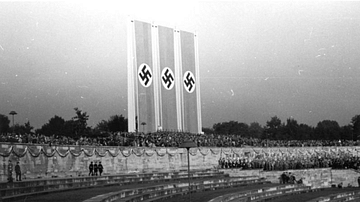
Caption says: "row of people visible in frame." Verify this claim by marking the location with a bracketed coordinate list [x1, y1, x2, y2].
[7, 160, 22, 182]
[280, 172, 302, 184]
[6, 160, 103, 183]
[219, 150, 360, 171]
[0, 132, 359, 147]
[89, 161, 104, 176]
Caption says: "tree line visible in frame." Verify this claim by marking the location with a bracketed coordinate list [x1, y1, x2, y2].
[1, 108, 360, 141]
[203, 115, 360, 141]
[0, 108, 128, 139]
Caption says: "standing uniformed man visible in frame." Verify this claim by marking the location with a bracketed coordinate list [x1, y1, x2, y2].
[93, 162, 98, 176]
[15, 161, 21, 181]
[98, 162, 103, 176]
[89, 162, 94, 176]
[7, 160, 13, 183]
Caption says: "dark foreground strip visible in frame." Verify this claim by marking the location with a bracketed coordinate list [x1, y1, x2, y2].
[264, 187, 360, 202]
[10, 181, 272, 202]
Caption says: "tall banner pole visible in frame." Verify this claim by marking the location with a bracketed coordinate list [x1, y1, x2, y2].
[194, 32, 202, 134]
[127, 17, 136, 132]
[174, 29, 183, 131]
[177, 29, 185, 131]
[152, 23, 161, 131]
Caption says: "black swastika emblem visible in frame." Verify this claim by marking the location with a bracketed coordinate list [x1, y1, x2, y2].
[183, 71, 196, 93]
[138, 63, 153, 87]
[161, 67, 175, 90]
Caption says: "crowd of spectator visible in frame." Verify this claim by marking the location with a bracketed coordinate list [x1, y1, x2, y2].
[219, 148, 360, 171]
[2, 131, 360, 173]
[0, 131, 359, 147]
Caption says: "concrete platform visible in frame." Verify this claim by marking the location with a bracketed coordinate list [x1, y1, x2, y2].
[0, 169, 229, 202]
[83, 177, 269, 202]
[307, 190, 360, 202]
[208, 184, 313, 202]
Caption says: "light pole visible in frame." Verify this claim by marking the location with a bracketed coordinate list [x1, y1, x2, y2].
[9, 111, 17, 134]
[141, 122, 146, 132]
[180, 140, 197, 202]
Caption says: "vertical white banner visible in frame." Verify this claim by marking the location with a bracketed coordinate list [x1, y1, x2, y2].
[179, 30, 199, 133]
[134, 20, 156, 133]
[158, 25, 178, 131]
[128, 19, 201, 133]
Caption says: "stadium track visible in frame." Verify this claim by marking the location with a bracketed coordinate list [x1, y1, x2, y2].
[11, 181, 277, 202]
[10, 179, 360, 202]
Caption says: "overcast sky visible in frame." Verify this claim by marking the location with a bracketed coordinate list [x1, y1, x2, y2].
[1, 1, 360, 130]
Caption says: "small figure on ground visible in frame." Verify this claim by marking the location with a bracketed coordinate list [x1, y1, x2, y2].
[7, 160, 13, 183]
[338, 182, 343, 188]
[280, 172, 286, 184]
[98, 162, 103, 176]
[89, 162, 94, 176]
[93, 162, 98, 176]
[289, 173, 296, 184]
[15, 161, 22, 181]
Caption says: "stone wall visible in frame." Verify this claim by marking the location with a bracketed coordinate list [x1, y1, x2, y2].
[0, 144, 223, 181]
[1, 143, 360, 185]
